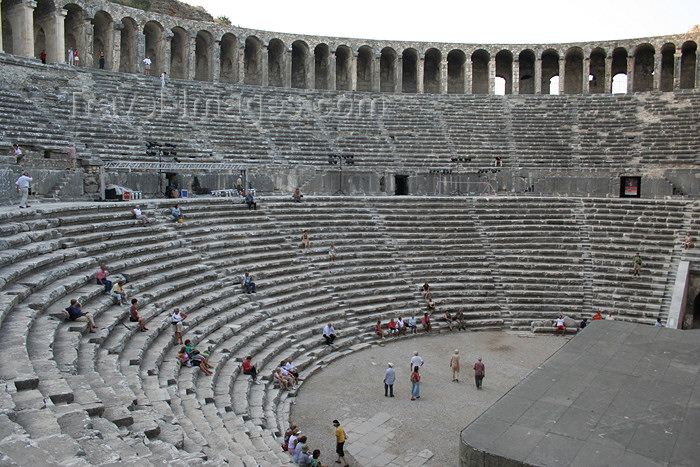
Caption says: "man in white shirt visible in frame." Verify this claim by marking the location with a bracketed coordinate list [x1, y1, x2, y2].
[15, 171, 32, 208]
[555, 315, 566, 336]
[410, 351, 424, 371]
[143, 56, 152, 75]
[323, 322, 336, 345]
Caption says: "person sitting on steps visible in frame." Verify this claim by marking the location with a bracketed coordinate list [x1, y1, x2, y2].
[242, 355, 261, 384]
[241, 271, 256, 293]
[63, 298, 98, 333]
[129, 298, 148, 331]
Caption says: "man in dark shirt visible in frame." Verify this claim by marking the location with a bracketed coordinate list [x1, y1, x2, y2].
[63, 299, 98, 333]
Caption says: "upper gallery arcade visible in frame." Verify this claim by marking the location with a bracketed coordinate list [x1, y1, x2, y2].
[1, 0, 698, 95]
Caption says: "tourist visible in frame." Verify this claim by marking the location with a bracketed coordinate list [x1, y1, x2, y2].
[450, 349, 460, 382]
[280, 363, 297, 387]
[241, 271, 256, 293]
[323, 322, 336, 345]
[171, 308, 187, 345]
[292, 187, 302, 202]
[11, 144, 24, 162]
[328, 244, 337, 261]
[293, 436, 308, 463]
[40, 50, 46, 64]
[73, 49, 79, 66]
[592, 311, 603, 320]
[67, 47, 74, 65]
[160, 71, 167, 87]
[422, 282, 430, 298]
[388, 318, 399, 335]
[410, 351, 424, 372]
[296, 444, 312, 466]
[555, 314, 566, 336]
[408, 315, 418, 334]
[426, 298, 436, 313]
[333, 420, 349, 466]
[309, 449, 322, 467]
[129, 298, 148, 331]
[111, 280, 128, 305]
[99, 52, 105, 69]
[184, 340, 212, 369]
[171, 204, 182, 222]
[288, 429, 301, 454]
[444, 310, 455, 331]
[245, 191, 257, 210]
[95, 264, 112, 293]
[494, 155, 502, 167]
[177, 347, 212, 376]
[455, 308, 466, 330]
[396, 317, 406, 335]
[384, 362, 395, 397]
[143, 56, 151, 75]
[63, 298, 98, 333]
[410, 366, 421, 400]
[285, 359, 299, 382]
[282, 425, 298, 451]
[655, 317, 664, 327]
[15, 171, 32, 208]
[605, 312, 614, 321]
[274, 367, 292, 390]
[579, 317, 588, 329]
[132, 205, 151, 225]
[375, 319, 385, 339]
[683, 232, 693, 249]
[474, 357, 485, 389]
[301, 230, 310, 249]
[421, 312, 431, 332]
[632, 252, 642, 276]
[242, 356, 261, 384]
[67, 144, 77, 170]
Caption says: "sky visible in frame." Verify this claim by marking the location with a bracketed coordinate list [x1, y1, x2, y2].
[182, 0, 699, 44]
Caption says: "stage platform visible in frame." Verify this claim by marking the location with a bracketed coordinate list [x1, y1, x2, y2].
[460, 320, 700, 466]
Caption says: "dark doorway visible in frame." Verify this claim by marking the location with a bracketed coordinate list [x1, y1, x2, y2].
[693, 292, 700, 329]
[395, 175, 408, 195]
[620, 176, 641, 198]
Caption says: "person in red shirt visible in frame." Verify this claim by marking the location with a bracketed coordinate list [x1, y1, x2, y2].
[474, 357, 485, 389]
[592, 312, 603, 320]
[242, 355, 260, 384]
[129, 298, 148, 331]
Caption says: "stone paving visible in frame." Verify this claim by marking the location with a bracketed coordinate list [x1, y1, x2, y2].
[290, 330, 568, 466]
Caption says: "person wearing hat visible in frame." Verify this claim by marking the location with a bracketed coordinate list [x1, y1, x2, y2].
[474, 357, 485, 389]
[332, 420, 349, 466]
[450, 350, 460, 382]
[15, 171, 32, 208]
[384, 363, 395, 397]
[293, 436, 308, 463]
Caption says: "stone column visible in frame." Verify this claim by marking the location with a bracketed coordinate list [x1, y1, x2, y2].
[328, 51, 336, 90]
[212, 40, 221, 82]
[162, 30, 173, 76]
[396, 55, 403, 93]
[488, 56, 496, 95]
[372, 53, 381, 92]
[112, 21, 123, 72]
[696, 49, 700, 89]
[284, 47, 291, 88]
[582, 57, 589, 94]
[673, 52, 682, 90]
[604, 55, 612, 93]
[82, 18, 94, 68]
[237, 45, 245, 84]
[534, 58, 542, 94]
[512, 60, 520, 95]
[46, 8, 67, 64]
[440, 58, 448, 94]
[464, 58, 472, 94]
[307, 52, 315, 90]
[626, 55, 634, 93]
[416, 54, 424, 94]
[558, 58, 566, 94]
[652, 52, 662, 90]
[0, 0, 4, 53]
[350, 52, 357, 91]
[261, 44, 269, 86]
[12, 0, 37, 58]
[186, 31, 196, 80]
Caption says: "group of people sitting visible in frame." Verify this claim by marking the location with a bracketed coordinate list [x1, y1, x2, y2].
[282, 425, 326, 466]
[176, 339, 213, 376]
[273, 359, 300, 390]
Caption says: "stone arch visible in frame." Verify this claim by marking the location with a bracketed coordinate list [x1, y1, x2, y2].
[34, 27, 46, 59]
[144, 21, 164, 74]
[659, 43, 675, 91]
[92, 10, 113, 69]
[447, 49, 466, 94]
[267, 38, 285, 87]
[219, 33, 238, 83]
[335, 45, 352, 91]
[633, 43, 654, 92]
[380, 47, 397, 93]
[541, 49, 559, 94]
[680, 41, 697, 89]
[589, 48, 606, 93]
[471, 49, 489, 95]
[194, 30, 213, 81]
[611, 47, 628, 91]
[170, 27, 188, 79]
[423, 48, 441, 94]
[64, 3, 85, 64]
[518, 49, 535, 94]
[357, 45, 373, 92]
[402, 48, 418, 93]
[564, 47, 584, 94]
[291, 40, 309, 89]
[244, 35, 262, 85]
[314, 43, 330, 90]
[495, 49, 513, 95]
[119, 17, 138, 73]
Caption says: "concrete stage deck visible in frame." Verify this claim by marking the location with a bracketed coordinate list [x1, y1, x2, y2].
[460, 321, 700, 466]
